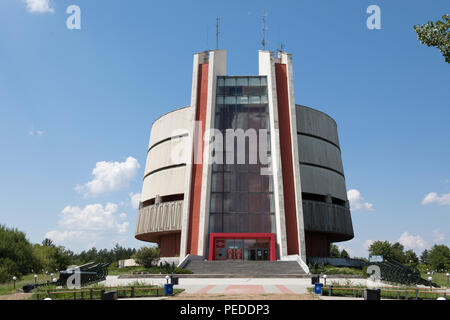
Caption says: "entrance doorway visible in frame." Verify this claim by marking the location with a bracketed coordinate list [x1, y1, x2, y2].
[209, 233, 276, 261]
[213, 237, 270, 261]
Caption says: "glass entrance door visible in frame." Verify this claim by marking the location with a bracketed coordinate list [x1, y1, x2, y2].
[214, 237, 270, 261]
[225, 239, 243, 260]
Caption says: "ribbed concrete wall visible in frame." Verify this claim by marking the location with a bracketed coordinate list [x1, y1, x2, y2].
[142, 166, 186, 201]
[296, 105, 347, 201]
[148, 107, 191, 148]
[135, 200, 183, 242]
[296, 105, 353, 249]
[298, 135, 344, 174]
[141, 107, 191, 203]
[145, 137, 189, 173]
[296, 105, 339, 146]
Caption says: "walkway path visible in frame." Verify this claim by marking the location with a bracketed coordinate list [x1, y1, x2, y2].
[101, 276, 368, 295]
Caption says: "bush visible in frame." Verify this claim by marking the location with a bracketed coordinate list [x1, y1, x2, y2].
[0, 266, 11, 284]
[132, 247, 160, 268]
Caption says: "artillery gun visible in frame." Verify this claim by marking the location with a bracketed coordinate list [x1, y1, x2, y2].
[22, 262, 110, 293]
[370, 259, 438, 287]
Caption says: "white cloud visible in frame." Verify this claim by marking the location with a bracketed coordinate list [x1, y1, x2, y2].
[58, 203, 129, 234]
[364, 239, 374, 249]
[28, 129, 44, 136]
[432, 229, 445, 243]
[45, 230, 86, 243]
[130, 192, 141, 209]
[398, 232, 426, 251]
[24, 0, 54, 13]
[422, 192, 450, 205]
[347, 189, 373, 211]
[76, 157, 140, 197]
[46, 202, 130, 250]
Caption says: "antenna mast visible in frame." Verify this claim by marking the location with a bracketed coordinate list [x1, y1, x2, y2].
[216, 17, 221, 49]
[262, 9, 266, 50]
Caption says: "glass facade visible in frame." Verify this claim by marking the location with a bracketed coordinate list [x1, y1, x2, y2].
[209, 76, 275, 234]
[213, 237, 270, 261]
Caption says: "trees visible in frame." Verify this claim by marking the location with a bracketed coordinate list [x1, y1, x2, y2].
[368, 240, 408, 263]
[420, 249, 429, 265]
[368, 240, 450, 273]
[32, 243, 74, 272]
[0, 224, 38, 282]
[330, 244, 341, 258]
[427, 245, 450, 271]
[404, 250, 419, 268]
[414, 14, 450, 63]
[132, 247, 160, 268]
[72, 244, 137, 265]
[340, 249, 350, 259]
[390, 242, 407, 264]
[42, 238, 55, 247]
[330, 244, 350, 259]
[368, 240, 392, 259]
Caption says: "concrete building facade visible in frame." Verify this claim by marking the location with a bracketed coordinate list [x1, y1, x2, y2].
[135, 50, 353, 268]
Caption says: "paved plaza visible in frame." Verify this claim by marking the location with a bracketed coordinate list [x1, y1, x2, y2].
[101, 276, 368, 295]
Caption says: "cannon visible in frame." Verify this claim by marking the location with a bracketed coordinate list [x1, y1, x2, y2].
[371, 259, 439, 287]
[23, 262, 110, 293]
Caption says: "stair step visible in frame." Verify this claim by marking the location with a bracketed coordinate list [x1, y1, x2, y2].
[185, 261, 305, 275]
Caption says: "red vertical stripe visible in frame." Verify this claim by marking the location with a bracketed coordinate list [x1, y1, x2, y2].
[275, 63, 299, 255]
[187, 63, 209, 255]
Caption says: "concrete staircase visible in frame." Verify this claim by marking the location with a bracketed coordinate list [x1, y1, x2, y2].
[184, 260, 305, 275]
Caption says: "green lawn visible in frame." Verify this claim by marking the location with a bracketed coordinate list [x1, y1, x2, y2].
[420, 272, 449, 288]
[309, 265, 366, 277]
[32, 284, 184, 300]
[0, 272, 57, 296]
[107, 265, 193, 275]
[0, 264, 192, 297]
[308, 286, 447, 300]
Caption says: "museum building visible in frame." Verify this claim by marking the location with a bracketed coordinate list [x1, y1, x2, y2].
[135, 49, 354, 268]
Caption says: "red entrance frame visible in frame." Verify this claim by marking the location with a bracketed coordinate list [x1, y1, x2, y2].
[208, 233, 276, 261]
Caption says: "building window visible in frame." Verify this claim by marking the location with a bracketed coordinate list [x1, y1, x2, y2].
[209, 76, 275, 234]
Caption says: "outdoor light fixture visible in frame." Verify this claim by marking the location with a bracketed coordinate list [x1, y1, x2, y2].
[323, 274, 327, 286]
[428, 276, 433, 289]
[12, 276, 16, 289]
[34, 274, 38, 284]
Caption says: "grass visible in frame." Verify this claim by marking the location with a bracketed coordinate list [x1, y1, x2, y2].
[32, 284, 184, 300]
[309, 265, 366, 276]
[0, 272, 57, 296]
[308, 285, 447, 300]
[419, 272, 449, 288]
[107, 264, 193, 275]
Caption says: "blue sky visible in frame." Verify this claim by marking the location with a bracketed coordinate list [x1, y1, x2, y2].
[0, 0, 448, 257]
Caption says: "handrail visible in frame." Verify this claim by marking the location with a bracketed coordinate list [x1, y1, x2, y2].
[321, 286, 447, 298]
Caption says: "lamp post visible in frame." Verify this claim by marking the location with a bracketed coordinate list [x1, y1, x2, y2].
[34, 274, 38, 284]
[446, 273, 449, 285]
[12, 276, 17, 289]
[428, 276, 433, 290]
[323, 274, 327, 287]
